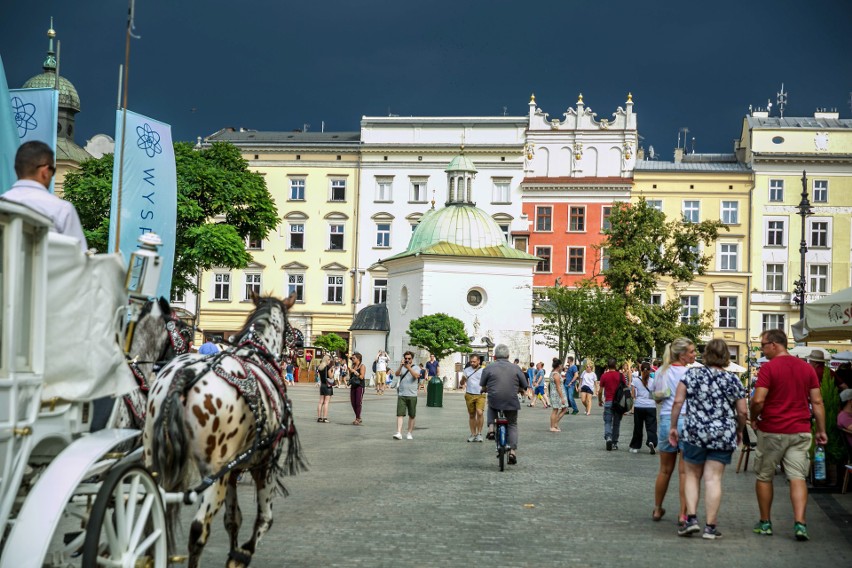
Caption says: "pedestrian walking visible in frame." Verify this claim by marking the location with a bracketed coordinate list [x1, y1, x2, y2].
[668, 339, 748, 539]
[316, 354, 333, 422]
[393, 351, 422, 440]
[563, 356, 580, 415]
[652, 337, 695, 525]
[348, 352, 366, 425]
[481, 345, 529, 464]
[549, 358, 568, 432]
[629, 362, 658, 454]
[599, 358, 626, 450]
[460, 354, 486, 442]
[579, 362, 597, 415]
[750, 329, 827, 541]
[529, 362, 548, 408]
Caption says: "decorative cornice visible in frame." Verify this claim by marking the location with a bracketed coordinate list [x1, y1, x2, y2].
[321, 262, 349, 271]
[282, 261, 308, 270]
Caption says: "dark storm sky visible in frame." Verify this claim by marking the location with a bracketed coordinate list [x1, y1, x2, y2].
[2, 0, 851, 156]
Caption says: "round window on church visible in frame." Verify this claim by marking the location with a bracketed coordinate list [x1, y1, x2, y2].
[466, 288, 485, 308]
[400, 285, 409, 311]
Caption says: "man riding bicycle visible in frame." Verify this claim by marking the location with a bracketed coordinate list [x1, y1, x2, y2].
[481, 344, 529, 465]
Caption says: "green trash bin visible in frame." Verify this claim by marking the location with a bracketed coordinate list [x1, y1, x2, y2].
[426, 376, 443, 407]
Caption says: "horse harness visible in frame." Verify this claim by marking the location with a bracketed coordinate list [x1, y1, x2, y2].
[183, 330, 297, 502]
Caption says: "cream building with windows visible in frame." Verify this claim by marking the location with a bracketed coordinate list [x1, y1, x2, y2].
[736, 110, 852, 352]
[633, 152, 753, 363]
[197, 129, 360, 345]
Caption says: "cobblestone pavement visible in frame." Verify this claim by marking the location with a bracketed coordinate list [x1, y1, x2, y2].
[186, 384, 852, 567]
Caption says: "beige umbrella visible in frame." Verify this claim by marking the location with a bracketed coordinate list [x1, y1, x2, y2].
[792, 286, 852, 342]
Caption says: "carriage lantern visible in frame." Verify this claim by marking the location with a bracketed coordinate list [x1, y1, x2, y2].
[125, 232, 163, 300]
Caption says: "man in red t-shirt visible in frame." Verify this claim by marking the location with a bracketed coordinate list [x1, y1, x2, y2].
[598, 358, 626, 451]
[750, 329, 827, 541]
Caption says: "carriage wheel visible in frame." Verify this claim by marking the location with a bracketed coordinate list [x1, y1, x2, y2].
[81, 463, 167, 568]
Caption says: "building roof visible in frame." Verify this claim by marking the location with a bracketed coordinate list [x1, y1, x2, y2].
[56, 137, 92, 163]
[349, 303, 390, 332]
[22, 23, 80, 112]
[746, 116, 852, 130]
[382, 203, 538, 262]
[445, 153, 477, 173]
[634, 160, 751, 172]
[205, 129, 360, 146]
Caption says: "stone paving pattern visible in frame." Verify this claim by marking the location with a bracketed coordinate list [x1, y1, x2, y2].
[189, 385, 852, 567]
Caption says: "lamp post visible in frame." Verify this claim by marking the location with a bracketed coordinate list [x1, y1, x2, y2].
[792, 170, 812, 323]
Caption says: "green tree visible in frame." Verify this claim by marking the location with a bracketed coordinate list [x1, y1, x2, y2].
[63, 141, 279, 296]
[407, 313, 472, 361]
[313, 332, 348, 356]
[533, 279, 591, 363]
[571, 285, 639, 365]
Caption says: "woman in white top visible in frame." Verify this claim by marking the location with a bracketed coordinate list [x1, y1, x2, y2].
[652, 337, 695, 525]
[629, 362, 658, 453]
[578, 362, 598, 416]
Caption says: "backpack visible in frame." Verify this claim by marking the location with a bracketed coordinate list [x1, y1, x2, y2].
[372, 359, 378, 373]
[613, 377, 634, 415]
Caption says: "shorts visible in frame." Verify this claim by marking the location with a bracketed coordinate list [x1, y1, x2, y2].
[681, 441, 734, 465]
[580, 385, 593, 395]
[397, 396, 417, 418]
[754, 431, 811, 482]
[464, 393, 486, 415]
[534, 386, 545, 396]
[658, 414, 685, 453]
[375, 370, 387, 384]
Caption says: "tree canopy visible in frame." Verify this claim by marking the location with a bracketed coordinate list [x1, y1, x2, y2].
[313, 332, 348, 356]
[407, 313, 472, 361]
[63, 141, 279, 295]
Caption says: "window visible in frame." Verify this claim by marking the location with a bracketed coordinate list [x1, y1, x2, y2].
[492, 180, 510, 203]
[769, 179, 783, 202]
[467, 289, 484, 307]
[536, 206, 552, 231]
[649, 294, 662, 306]
[601, 206, 612, 231]
[376, 178, 392, 202]
[765, 264, 785, 291]
[719, 243, 738, 271]
[718, 296, 737, 328]
[600, 247, 610, 271]
[766, 220, 784, 246]
[498, 224, 510, 243]
[287, 273, 305, 302]
[647, 200, 663, 211]
[373, 278, 388, 304]
[682, 201, 700, 223]
[246, 234, 263, 250]
[569, 206, 586, 232]
[376, 223, 391, 247]
[289, 178, 305, 200]
[288, 223, 305, 250]
[172, 290, 185, 303]
[810, 221, 828, 248]
[513, 236, 528, 252]
[809, 264, 828, 293]
[213, 273, 231, 301]
[762, 313, 786, 332]
[680, 295, 699, 323]
[244, 273, 261, 300]
[410, 179, 428, 202]
[813, 179, 828, 203]
[721, 201, 738, 224]
[534, 246, 551, 273]
[330, 179, 346, 201]
[567, 247, 585, 273]
[329, 224, 344, 250]
[326, 275, 344, 303]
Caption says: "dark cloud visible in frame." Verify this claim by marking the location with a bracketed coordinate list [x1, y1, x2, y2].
[2, 0, 850, 153]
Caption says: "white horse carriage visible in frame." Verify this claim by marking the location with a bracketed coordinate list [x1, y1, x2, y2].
[0, 201, 302, 568]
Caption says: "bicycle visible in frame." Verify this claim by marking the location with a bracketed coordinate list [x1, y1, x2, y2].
[495, 410, 511, 471]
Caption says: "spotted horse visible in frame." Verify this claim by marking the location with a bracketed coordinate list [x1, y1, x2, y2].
[117, 297, 193, 429]
[144, 292, 304, 568]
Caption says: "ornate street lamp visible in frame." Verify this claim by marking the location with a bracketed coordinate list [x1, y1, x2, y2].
[792, 170, 812, 322]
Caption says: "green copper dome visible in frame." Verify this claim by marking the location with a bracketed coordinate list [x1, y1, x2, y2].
[22, 73, 80, 112]
[445, 153, 477, 173]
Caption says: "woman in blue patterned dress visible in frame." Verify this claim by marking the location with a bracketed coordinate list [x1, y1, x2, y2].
[548, 358, 568, 432]
[668, 339, 748, 540]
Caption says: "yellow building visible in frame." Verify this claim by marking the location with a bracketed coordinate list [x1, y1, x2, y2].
[736, 110, 852, 351]
[197, 129, 361, 347]
[633, 152, 754, 363]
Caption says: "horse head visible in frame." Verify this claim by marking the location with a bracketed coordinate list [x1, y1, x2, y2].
[129, 297, 192, 369]
[236, 292, 297, 360]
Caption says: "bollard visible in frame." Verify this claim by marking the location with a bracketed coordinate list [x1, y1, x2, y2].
[426, 376, 443, 407]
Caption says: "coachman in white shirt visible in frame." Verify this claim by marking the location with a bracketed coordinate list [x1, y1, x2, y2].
[2, 141, 88, 252]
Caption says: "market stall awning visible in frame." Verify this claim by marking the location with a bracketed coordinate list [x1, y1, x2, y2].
[792, 286, 852, 342]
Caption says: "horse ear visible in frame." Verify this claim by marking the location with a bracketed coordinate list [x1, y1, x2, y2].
[158, 296, 171, 317]
[250, 290, 260, 305]
[283, 292, 297, 309]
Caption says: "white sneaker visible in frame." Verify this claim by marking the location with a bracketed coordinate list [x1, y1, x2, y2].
[474, 434, 483, 442]
[629, 448, 639, 454]
[406, 432, 414, 440]
[393, 432, 402, 440]
[467, 435, 476, 443]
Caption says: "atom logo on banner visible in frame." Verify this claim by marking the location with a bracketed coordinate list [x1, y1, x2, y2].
[11, 96, 37, 138]
[136, 122, 162, 158]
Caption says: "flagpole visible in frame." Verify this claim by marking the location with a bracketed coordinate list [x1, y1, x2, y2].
[115, 0, 135, 253]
